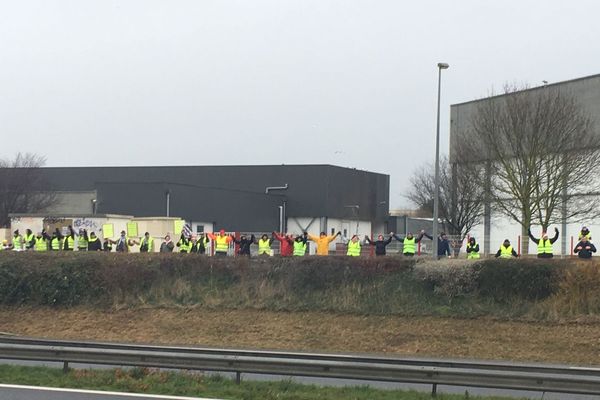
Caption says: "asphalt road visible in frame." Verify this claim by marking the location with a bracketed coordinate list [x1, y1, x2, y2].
[1, 359, 598, 400]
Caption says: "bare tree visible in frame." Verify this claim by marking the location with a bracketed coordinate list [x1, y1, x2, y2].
[464, 84, 600, 254]
[0, 153, 57, 227]
[407, 156, 485, 241]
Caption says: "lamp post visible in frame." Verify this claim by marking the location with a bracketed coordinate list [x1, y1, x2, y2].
[432, 62, 449, 259]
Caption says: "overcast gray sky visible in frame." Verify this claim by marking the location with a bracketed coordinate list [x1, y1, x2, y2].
[1, 0, 598, 208]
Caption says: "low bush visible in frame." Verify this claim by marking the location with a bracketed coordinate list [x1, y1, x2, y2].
[0, 252, 599, 319]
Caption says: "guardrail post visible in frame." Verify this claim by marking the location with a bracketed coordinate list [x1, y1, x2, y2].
[431, 382, 437, 397]
[63, 361, 69, 373]
[235, 371, 241, 385]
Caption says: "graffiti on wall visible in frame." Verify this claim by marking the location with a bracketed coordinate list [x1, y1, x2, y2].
[73, 218, 99, 231]
[42, 217, 68, 225]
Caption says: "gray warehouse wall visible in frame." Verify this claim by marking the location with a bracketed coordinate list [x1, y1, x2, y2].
[31, 165, 389, 232]
[450, 74, 600, 163]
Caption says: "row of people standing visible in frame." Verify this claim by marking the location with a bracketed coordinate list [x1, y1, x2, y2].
[467, 226, 596, 259]
[170, 230, 310, 256]
[1, 227, 449, 257]
[6, 225, 595, 258]
[2, 227, 105, 252]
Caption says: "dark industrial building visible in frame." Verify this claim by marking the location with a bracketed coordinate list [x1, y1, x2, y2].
[36, 164, 389, 234]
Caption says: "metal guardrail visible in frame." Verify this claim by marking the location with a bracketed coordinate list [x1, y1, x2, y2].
[0, 336, 600, 396]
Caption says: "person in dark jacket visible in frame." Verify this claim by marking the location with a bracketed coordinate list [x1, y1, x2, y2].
[528, 227, 559, 258]
[103, 238, 113, 252]
[87, 232, 103, 251]
[365, 233, 394, 256]
[422, 232, 452, 259]
[159, 235, 174, 253]
[233, 234, 255, 257]
[574, 236, 596, 259]
[437, 233, 453, 259]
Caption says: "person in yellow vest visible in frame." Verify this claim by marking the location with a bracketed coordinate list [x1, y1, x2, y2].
[2, 240, 12, 250]
[465, 237, 480, 259]
[207, 229, 233, 256]
[34, 231, 50, 252]
[528, 227, 559, 258]
[307, 231, 341, 256]
[63, 226, 76, 251]
[50, 229, 63, 251]
[139, 232, 155, 253]
[345, 235, 362, 257]
[76, 229, 89, 251]
[494, 239, 518, 258]
[578, 226, 592, 241]
[191, 233, 210, 254]
[292, 234, 307, 256]
[12, 230, 24, 251]
[176, 233, 192, 253]
[393, 231, 427, 256]
[24, 229, 36, 251]
[257, 234, 273, 256]
[87, 232, 103, 251]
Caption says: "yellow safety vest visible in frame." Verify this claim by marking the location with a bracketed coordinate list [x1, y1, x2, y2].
[51, 237, 62, 251]
[466, 242, 480, 259]
[347, 241, 361, 257]
[258, 239, 271, 255]
[537, 239, 553, 255]
[293, 241, 306, 256]
[13, 235, 23, 249]
[215, 235, 229, 253]
[78, 237, 88, 250]
[25, 233, 35, 249]
[64, 236, 75, 250]
[140, 237, 154, 252]
[579, 232, 592, 241]
[403, 238, 416, 254]
[34, 237, 48, 251]
[178, 238, 191, 253]
[500, 245, 514, 258]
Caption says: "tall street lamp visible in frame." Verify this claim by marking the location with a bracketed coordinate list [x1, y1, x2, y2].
[432, 62, 449, 259]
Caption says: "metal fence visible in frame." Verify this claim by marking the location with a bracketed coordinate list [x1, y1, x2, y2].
[0, 336, 600, 396]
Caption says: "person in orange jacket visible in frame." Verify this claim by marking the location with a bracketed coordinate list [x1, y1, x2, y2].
[307, 231, 341, 256]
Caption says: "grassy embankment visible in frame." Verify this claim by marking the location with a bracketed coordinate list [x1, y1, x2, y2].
[0, 252, 599, 319]
[0, 364, 528, 400]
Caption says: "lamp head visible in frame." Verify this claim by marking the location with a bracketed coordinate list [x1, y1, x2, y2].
[437, 62, 449, 69]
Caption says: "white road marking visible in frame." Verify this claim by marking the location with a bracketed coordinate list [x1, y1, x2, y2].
[0, 384, 224, 400]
